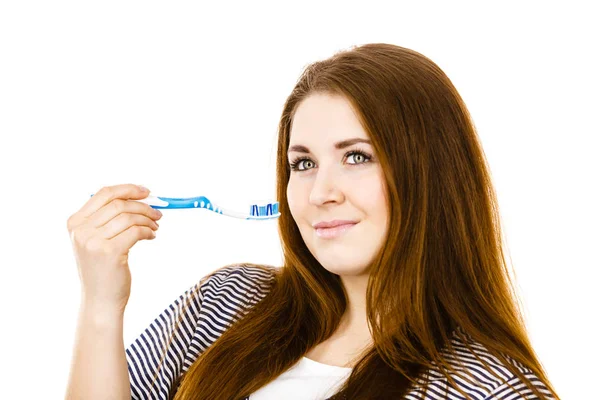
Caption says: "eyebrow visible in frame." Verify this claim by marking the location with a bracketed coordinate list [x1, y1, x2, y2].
[287, 138, 372, 155]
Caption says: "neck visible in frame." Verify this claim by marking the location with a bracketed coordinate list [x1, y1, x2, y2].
[339, 274, 372, 341]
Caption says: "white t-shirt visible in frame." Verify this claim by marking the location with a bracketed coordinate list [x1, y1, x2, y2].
[249, 356, 353, 400]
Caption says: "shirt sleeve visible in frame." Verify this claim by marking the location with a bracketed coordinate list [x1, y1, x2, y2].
[124, 264, 276, 399]
[125, 273, 210, 400]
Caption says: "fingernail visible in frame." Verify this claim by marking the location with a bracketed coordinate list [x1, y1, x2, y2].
[138, 185, 149, 192]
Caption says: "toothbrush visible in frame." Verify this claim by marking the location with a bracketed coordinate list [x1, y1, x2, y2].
[90, 193, 280, 220]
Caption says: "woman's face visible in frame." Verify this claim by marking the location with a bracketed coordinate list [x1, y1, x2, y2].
[286, 93, 389, 277]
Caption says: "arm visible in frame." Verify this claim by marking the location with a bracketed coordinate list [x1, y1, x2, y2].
[64, 303, 130, 400]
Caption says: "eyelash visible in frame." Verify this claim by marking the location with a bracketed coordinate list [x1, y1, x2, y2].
[289, 148, 372, 172]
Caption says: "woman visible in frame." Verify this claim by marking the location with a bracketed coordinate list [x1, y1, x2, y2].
[66, 43, 559, 399]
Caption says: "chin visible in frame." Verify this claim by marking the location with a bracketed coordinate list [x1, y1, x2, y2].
[317, 259, 370, 277]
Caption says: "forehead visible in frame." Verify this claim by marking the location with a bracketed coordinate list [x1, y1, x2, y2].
[290, 93, 368, 144]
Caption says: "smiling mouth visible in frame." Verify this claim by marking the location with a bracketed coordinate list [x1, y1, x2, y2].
[315, 222, 357, 239]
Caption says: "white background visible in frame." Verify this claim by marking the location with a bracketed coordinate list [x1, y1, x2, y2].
[1, 1, 597, 399]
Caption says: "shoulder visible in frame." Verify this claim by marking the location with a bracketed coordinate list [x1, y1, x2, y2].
[199, 263, 277, 293]
[197, 263, 278, 316]
[410, 327, 555, 399]
[202, 262, 278, 284]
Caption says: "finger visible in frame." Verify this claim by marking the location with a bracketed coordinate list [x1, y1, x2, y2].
[100, 213, 159, 240]
[89, 197, 162, 229]
[79, 184, 150, 220]
[110, 224, 157, 254]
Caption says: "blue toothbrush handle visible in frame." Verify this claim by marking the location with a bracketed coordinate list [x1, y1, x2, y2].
[144, 196, 213, 210]
[88, 193, 278, 219]
[88, 194, 216, 210]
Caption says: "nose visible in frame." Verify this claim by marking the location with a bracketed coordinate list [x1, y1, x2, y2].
[308, 166, 344, 206]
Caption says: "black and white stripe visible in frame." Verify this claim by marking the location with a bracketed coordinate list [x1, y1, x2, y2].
[125, 265, 554, 399]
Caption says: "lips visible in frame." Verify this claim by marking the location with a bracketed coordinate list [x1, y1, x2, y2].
[313, 220, 358, 229]
[314, 222, 357, 239]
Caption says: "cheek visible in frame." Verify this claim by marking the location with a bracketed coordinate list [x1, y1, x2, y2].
[358, 175, 388, 222]
[286, 183, 301, 217]
[357, 177, 386, 204]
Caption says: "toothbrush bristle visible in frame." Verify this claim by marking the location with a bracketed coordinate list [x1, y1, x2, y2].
[250, 202, 279, 217]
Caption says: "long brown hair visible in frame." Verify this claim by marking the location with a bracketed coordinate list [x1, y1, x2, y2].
[167, 43, 559, 399]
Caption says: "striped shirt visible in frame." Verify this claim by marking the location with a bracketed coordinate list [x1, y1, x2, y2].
[125, 264, 555, 399]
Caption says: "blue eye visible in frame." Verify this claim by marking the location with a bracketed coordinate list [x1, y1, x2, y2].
[288, 149, 372, 172]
